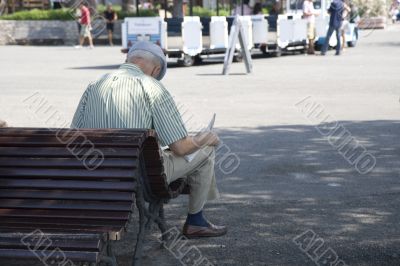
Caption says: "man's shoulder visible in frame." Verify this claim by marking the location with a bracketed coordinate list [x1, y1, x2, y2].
[141, 76, 171, 101]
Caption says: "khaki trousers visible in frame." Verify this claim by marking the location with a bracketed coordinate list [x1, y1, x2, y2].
[161, 146, 220, 214]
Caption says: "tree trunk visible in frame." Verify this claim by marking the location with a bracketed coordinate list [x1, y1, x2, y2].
[172, 0, 183, 18]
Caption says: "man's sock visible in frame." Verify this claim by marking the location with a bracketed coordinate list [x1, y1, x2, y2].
[185, 211, 209, 227]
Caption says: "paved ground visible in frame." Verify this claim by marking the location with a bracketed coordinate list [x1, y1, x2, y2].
[1, 25, 400, 266]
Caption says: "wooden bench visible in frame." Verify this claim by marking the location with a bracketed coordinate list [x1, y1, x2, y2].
[0, 128, 189, 266]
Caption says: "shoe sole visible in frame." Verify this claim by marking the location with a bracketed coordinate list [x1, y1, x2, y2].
[182, 230, 227, 239]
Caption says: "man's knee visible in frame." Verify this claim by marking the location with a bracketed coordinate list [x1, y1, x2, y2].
[200, 146, 215, 165]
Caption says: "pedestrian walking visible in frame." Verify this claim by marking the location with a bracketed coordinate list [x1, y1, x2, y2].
[321, 0, 350, 56]
[75, 2, 94, 49]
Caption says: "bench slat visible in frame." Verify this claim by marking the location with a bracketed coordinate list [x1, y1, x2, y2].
[0, 179, 136, 191]
[0, 238, 102, 251]
[0, 249, 99, 262]
[0, 189, 133, 201]
[0, 208, 129, 220]
[0, 168, 137, 180]
[0, 135, 143, 148]
[0, 223, 122, 233]
[0, 217, 126, 228]
[0, 232, 102, 240]
[0, 199, 133, 211]
[0, 128, 148, 136]
[0, 147, 139, 158]
[0, 157, 137, 169]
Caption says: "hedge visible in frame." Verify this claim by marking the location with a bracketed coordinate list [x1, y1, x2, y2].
[0, 5, 254, 20]
[0, 7, 157, 20]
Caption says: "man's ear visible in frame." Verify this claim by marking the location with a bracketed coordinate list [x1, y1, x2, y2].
[152, 65, 161, 79]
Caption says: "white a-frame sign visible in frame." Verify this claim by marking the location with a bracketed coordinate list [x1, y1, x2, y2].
[222, 15, 253, 75]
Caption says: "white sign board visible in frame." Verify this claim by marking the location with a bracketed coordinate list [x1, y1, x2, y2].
[251, 15, 268, 44]
[293, 19, 307, 41]
[161, 20, 168, 49]
[182, 16, 203, 56]
[121, 22, 127, 48]
[315, 16, 329, 37]
[277, 14, 307, 48]
[210, 16, 228, 49]
[127, 18, 160, 35]
[123, 17, 164, 49]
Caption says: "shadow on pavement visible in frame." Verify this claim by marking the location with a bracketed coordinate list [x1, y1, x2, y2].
[197, 120, 400, 266]
[68, 64, 121, 70]
[1, 120, 399, 266]
[158, 120, 400, 265]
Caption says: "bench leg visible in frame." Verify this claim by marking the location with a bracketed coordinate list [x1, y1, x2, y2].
[145, 202, 155, 230]
[132, 187, 146, 266]
[99, 241, 118, 266]
[156, 201, 167, 242]
[144, 200, 167, 237]
[107, 241, 118, 266]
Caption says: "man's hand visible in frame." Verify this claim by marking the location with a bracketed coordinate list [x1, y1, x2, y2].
[193, 131, 220, 147]
[168, 131, 220, 157]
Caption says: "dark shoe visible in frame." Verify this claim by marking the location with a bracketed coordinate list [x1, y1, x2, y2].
[183, 222, 227, 238]
[335, 52, 341, 56]
[320, 52, 326, 56]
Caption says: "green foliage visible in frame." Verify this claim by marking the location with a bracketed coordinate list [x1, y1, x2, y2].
[353, 0, 387, 17]
[96, 4, 157, 18]
[0, 9, 73, 20]
[0, 6, 158, 20]
[118, 9, 158, 19]
[192, 6, 231, 17]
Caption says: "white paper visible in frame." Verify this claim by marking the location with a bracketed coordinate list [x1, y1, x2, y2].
[184, 113, 216, 162]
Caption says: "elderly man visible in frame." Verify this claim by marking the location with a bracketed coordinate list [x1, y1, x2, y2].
[71, 41, 227, 238]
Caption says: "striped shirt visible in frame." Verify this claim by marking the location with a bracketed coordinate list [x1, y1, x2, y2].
[71, 63, 188, 147]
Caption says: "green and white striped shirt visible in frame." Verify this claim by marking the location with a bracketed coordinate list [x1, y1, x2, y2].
[71, 63, 188, 147]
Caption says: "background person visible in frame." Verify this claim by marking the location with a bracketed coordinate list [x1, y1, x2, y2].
[71, 41, 227, 238]
[253, 3, 263, 15]
[390, 1, 399, 24]
[104, 3, 117, 46]
[52, 0, 63, 9]
[340, 0, 351, 52]
[349, 3, 360, 40]
[321, 0, 349, 56]
[232, 0, 253, 16]
[75, 3, 94, 49]
[303, 0, 318, 55]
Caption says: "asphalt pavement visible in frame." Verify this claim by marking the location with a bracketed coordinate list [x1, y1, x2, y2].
[0, 24, 399, 266]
